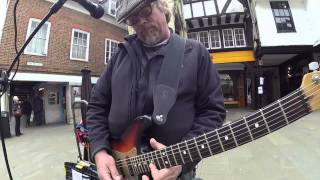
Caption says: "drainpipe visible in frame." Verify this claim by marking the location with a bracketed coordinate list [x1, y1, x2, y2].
[245, 0, 263, 109]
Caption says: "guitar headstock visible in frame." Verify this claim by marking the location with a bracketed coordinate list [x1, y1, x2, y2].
[301, 71, 320, 111]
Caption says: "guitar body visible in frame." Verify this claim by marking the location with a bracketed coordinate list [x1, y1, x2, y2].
[111, 115, 152, 179]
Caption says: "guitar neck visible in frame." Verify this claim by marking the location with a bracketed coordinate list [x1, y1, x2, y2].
[120, 87, 312, 176]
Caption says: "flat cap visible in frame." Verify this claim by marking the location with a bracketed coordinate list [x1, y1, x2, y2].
[116, 0, 156, 23]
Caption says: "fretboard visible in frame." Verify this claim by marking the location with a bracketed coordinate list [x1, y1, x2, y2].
[121, 88, 311, 176]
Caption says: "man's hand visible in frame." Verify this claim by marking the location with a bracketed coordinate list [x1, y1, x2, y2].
[95, 150, 122, 180]
[142, 138, 182, 180]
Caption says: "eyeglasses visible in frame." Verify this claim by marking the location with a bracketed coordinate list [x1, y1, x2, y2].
[126, 4, 153, 26]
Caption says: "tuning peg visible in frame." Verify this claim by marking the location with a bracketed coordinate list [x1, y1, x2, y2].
[309, 62, 319, 71]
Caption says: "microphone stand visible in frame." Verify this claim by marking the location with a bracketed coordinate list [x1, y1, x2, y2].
[0, 1, 67, 179]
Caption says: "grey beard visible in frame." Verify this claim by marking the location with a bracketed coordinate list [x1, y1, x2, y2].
[141, 28, 161, 46]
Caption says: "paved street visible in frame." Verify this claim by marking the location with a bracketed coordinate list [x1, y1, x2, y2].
[0, 109, 319, 180]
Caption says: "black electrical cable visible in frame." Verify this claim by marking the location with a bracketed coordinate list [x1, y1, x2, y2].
[0, 0, 21, 179]
[0, 0, 20, 98]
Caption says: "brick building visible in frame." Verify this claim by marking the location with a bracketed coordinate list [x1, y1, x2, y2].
[0, 0, 127, 124]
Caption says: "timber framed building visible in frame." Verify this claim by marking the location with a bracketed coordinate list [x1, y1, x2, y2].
[183, 0, 257, 108]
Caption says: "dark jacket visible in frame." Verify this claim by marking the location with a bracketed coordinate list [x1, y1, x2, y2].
[87, 34, 226, 173]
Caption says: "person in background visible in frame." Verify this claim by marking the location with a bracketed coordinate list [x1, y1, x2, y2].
[21, 98, 32, 127]
[12, 96, 22, 136]
[87, 0, 226, 179]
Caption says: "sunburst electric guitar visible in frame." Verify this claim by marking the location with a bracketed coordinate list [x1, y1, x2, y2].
[88, 71, 320, 179]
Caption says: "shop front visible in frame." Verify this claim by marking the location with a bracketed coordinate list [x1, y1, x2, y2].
[211, 50, 256, 108]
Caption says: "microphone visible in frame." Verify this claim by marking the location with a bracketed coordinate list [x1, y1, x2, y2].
[72, 0, 105, 19]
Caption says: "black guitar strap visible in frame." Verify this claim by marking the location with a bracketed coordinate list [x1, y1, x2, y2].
[152, 34, 186, 125]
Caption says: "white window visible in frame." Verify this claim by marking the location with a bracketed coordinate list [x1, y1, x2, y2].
[70, 29, 90, 61]
[234, 28, 246, 47]
[198, 31, 210, 49]
[105, 39, 118, 64]
[24, 18, 51, 56]
[187, 32, 198, 40]
[223, 29, 234, 48]
[192, 2, 205, 17]
[102, 0, 117, 17]
[209, 30, 221, 49]
[204, 0, 217, 16]
[183, 4, 192, 19]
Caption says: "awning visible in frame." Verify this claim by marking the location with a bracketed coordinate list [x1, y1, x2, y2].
[211, 50, 255, 64]
[9, 72, 99, 86]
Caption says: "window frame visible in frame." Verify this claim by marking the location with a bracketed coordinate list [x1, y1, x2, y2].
[233, 28, 246, 47]
[222, 28, 235, 48]
[102, 0, 117, 17]
[104, 38, 119, 64]
[209, 30, 221, 49]
[70, 28, 90, 62]
[270, 1, 296, 33]
[24, 18, 51, 56]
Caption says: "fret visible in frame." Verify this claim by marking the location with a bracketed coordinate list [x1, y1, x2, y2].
[160, 149, 171, 168]
[194, 137, 203, 159]
[206, 131, 223, 155]
[246, 112, 269, 139]
[263, 103, 287, 132]
[228, 123, 238, 147]
[185, 140, 194, 162]
[217, 126, 237, 151]
[259, 109, 270, 133]
[153, 150, 163, 170]
[204, 133, 213, 156]
[170, 146, 178, 166]
[156, 150, 166, 169]
[215, 129, 225, 152]
[243, 117, 254, 141]
[133, 156, 141, 175]
[141, 154, 149, 173]
[278, 100, 289, 125]
[137, 156, 143, 174]
[177, 141, 192, 164]
[176, 143, 185, 164]
[279, 90, 310, 124]
[231, 118, 252, 145]
[128, 157, 135, 176]
[138, 154, 148, 173]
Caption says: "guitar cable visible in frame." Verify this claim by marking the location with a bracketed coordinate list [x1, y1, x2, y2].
[0, 0, 22, 179]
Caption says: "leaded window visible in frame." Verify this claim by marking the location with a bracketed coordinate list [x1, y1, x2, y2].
[270, 1, 296, 33]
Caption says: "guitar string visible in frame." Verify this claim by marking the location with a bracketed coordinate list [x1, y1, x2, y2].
[115, 91, 318, 174]
[115, 82, 320, 170]
[115, 82, 319, 167]
[115, 99, 313, 171]
[117, 92, 319, 176]
[115, 83, 320, 170]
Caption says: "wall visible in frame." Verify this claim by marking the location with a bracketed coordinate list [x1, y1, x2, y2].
[255, 0, 315, 47]
[0, 0, 127, 77]
[42, 84, 64, 124]
[0, 0, 8, 43]
[307, 0, 320, 44]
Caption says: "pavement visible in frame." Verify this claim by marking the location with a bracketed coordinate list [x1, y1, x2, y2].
[0, 108, 319, 180]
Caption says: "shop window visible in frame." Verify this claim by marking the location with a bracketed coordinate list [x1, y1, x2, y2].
[270, 1, 296, 33]
[105, 39, 118, 64]
[220, 74, 235, 101]
[24, 18, 51, 56]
